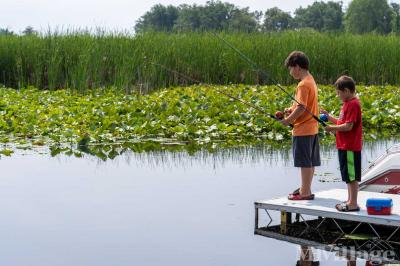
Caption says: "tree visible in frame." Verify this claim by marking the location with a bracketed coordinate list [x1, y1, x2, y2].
[135, 4, 179, 32]
[263, 7, 293, 32]
[173, 4, 202, 31]
[195, 1, 258, 32]
[0, 28, 14, 36]
[345, 0, 393, 34]
[138, 1, 260, 32]
[227, 7, 260, 32]
[294, 1, 343, 31]
[22, 26, 37, 36]
[391, 3, 400, 33]
[199, 0, 233, 30]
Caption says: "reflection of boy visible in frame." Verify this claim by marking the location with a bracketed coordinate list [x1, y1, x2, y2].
[296, 245, 320, 266]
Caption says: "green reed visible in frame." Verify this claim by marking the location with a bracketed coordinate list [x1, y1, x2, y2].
[1, 30, 400, 92]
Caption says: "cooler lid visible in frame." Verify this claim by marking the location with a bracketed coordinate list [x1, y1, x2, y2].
[366, 198, 393, 207]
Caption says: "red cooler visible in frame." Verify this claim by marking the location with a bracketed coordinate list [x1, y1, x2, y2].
[366, 198, 393, 215]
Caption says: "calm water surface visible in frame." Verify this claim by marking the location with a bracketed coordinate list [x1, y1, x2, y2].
[0, 141, 397, 265]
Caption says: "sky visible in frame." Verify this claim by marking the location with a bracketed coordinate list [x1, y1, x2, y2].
[0, 0, 356, 33]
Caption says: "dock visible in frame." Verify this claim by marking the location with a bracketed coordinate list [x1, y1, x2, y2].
[256, 189, 400, 227]
[255, 189, 400, 257]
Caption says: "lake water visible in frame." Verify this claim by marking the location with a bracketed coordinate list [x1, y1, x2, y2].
[0, 140, 397, 265]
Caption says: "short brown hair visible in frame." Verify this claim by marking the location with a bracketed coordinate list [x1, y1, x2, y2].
[334, 75, 356, 93]
[284, 51, 309, 70]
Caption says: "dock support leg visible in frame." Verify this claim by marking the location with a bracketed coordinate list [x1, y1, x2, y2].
[255, 207, 259, 231]
[280, 211, 292, 234]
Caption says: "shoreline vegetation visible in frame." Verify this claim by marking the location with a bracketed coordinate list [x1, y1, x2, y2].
[1, 31, 399, 159]
[1, 32, 400, 92]
[0, 84, 397, 159]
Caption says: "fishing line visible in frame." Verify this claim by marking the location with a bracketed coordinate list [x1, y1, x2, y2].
[148, 61, 291, 126]
[212, 32, 327, 127]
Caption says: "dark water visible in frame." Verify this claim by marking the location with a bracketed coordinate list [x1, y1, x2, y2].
[0, 141, 397, 265]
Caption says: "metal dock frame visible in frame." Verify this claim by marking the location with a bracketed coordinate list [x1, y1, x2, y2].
[254, 189, 400, 253]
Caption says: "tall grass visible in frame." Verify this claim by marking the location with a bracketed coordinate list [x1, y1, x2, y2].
[1, 30, 400, 92]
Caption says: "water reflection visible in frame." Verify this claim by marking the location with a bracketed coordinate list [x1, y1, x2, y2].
[9, 138, 392, 170]
[71, 139, 397, 170]
[297, 246, 320, 266]
[296, 246, 387, 266]
[2, 136, 397, 171]
[257, 220, 398, 265]
[0, 139, 398, 265]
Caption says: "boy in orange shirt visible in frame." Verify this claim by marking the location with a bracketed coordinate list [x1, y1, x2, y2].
[281, 51, 321, 200]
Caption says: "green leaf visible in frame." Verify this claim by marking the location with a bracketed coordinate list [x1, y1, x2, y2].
[0, 149, 13, 156]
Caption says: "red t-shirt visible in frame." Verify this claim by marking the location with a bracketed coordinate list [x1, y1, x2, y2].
[336, 97, 362, 151]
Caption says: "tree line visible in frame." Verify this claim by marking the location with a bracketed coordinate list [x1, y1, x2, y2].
[0, 26, 37, 36]
[135, 0, 400, 35]
[2, 0, 398, 36]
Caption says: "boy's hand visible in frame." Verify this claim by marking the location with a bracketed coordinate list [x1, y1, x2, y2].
[320, 109, 328, 115]
[284, 108, 292, 117]
[280, 118, 291, 127]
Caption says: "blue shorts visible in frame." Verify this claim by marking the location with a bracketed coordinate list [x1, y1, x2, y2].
[292, 135, 321, 167]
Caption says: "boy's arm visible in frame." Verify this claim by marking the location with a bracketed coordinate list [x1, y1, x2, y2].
[326, 101, 360, 133]
[320, 109, 338, 124]
[281, 105, 305, 126]
[281, 86, 308, 126]
[325, 122, 354, 133]
[327, 114, 338, 124]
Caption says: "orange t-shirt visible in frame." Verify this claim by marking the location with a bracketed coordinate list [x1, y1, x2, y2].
[290, 75, 319, 136]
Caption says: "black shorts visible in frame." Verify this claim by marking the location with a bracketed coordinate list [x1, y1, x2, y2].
[338, 150, 361, 184]
[292, 135, 321, 167]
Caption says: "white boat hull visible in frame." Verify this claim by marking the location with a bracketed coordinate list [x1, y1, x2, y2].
[360, 144, 400, 194]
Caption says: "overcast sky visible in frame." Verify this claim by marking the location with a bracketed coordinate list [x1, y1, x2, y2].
[0, 0, 360, 33]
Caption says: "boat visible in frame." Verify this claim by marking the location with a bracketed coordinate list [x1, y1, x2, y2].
[360, 144, 400, 194]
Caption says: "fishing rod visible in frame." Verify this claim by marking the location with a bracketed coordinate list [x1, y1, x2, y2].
[148, 61, 290, 126]
[212, 32, 327, 127]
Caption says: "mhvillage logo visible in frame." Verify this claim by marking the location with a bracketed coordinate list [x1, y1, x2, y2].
[296, 244, 397, 264]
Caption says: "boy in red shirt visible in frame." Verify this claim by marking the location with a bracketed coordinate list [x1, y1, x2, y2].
[322, 76, 362, 212]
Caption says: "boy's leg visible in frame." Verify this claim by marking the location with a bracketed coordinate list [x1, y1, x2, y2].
[300, 167, 314, 196]
[347, 257, 356, 266]
[347, 150, 361, 207]
[347, 181, 359, 207]
[339, 150, 361, 208]
[299, 245, 313, 262]
[293, 135, 320, 197]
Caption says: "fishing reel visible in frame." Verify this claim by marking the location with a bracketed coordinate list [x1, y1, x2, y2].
[275, 111, 284, 120]
[320, 114, 328, 122]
